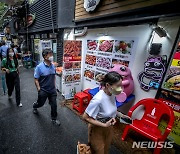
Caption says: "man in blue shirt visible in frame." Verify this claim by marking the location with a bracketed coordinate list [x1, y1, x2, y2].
[33, 49, 60, 126]
[0, 41, 8, 60]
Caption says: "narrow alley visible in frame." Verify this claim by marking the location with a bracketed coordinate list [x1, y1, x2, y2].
[0, 68, 121, 154]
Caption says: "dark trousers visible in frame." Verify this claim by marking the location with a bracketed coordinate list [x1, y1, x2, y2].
[6, 71, 21, 105]
[33, 90, 57, 120]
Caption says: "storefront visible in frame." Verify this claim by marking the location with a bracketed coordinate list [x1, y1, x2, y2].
[60, 0, 180, 151]
[17, 0, 64, 68]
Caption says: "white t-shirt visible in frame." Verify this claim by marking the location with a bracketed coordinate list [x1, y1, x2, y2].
[85, 90, 117, 119]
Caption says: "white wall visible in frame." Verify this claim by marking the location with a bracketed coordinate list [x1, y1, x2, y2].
[65, 17, 180, 114]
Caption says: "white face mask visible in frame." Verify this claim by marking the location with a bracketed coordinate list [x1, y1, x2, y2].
[48, 56, 53, 62]
[9, 53, 14, 57]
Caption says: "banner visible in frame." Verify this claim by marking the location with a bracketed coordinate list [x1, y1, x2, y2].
[83, 38, 137, 88]
[34, 39, 40, 54]
[62, 41, 82, 99]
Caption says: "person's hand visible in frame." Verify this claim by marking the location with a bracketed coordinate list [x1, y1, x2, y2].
[37, 88, 41, 92]
[104, 118, 116, 127]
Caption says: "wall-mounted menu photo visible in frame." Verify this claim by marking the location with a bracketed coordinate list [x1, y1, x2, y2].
[64, 40, 82, 61]
[64, 75, 74, 83]
[84, 69, 95, 80]
[72, 62, 81, 69]
[85, 55, 96, 66]
[98, 40, 114, 53]
[114, 40, 134, 55]
[96, 56, 111, 69]
[64, 62, 73, 70]
[87, 40, 98, 51]
[73, 74, 81, 82]
[112, 59, 129, 67]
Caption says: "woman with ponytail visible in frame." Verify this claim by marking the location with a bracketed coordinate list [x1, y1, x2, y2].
[83, 71, 131, 153]
[1, 48, 22, 107]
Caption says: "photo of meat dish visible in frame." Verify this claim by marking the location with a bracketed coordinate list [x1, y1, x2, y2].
[64, 41, 82, 57]
[73, 74, 81, 81]
[85, 55, 96, 66]
[98, 40, 114, 52]
[114, 40, 134, 55]
[96, 57, 111, 69]
[73, 62, 81, 69]
[84, 70, 95, 79]
[65, 75, 74, 83]
[87, 40, 98, 51]
[64, 63, 73, 69]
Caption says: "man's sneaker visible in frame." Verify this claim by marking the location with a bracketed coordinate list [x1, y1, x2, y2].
[18, 103, 23, 107]
[8, 95, 12, 99]
[51, 119, 61, 126]
[33, 108, 38, 114]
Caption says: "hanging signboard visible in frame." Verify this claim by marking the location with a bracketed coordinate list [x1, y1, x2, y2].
[62, 40, 82, 99]
[27, 14, 35, 27]
[84, 0, 101, 12]
[83, 38, 138, 89]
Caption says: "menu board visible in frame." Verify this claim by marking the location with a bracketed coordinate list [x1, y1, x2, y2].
[62, 41, 82, 99]
[163, 41, 180, 92]
[83, 38, 137, 87]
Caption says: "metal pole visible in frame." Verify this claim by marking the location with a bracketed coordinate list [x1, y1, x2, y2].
[49, 0, 54, 33]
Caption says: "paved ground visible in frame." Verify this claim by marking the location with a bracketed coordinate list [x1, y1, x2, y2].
[0, 67, 121, 154]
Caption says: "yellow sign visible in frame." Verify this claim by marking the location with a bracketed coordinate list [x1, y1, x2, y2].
[158, 111, 180, 145]
[171, 59, 180, 67]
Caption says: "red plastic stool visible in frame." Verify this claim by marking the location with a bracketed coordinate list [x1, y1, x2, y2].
[72, 92, 89, 114]
[83, 89, 92, 102]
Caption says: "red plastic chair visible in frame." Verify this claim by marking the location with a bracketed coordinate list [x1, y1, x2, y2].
[72, 92, 89, 114]
[121, 98, 175, 154]
[83, 88, 92, 102]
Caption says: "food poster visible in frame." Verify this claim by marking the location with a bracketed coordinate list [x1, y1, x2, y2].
[163, 41, 180, 92]
[83, 39, 137, 88]
[34, 39, 40, 53]
[39, 40, 52, 62]
[62, 41, 82, 99]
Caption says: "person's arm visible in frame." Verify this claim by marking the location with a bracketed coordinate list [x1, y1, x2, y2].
[83, 113, 116, 127]
[34, 66, 40, 91]
[34, 79, 40, 91]
[1, 59, 9, 73]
